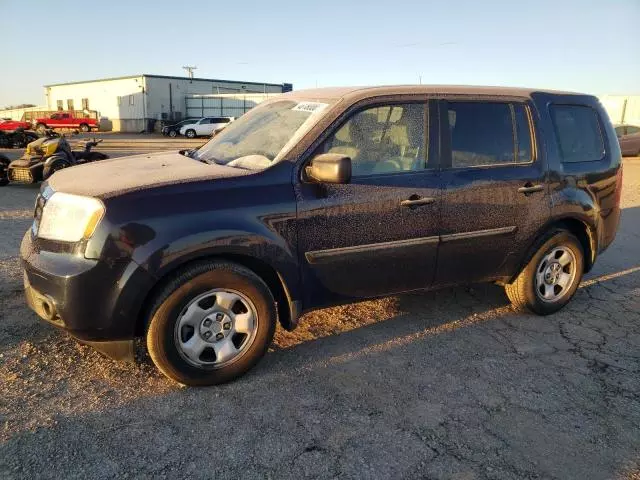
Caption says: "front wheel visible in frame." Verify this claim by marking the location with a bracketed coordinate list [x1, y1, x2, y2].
[0, 155, 10, 186]
[505, 230, 584, 315]
[79, 123, 90, 132]
[43, 159, 71, 180]
[36, 123, 47, 134]
[146, 261, 277, 386]
[185, 129, 196, 139]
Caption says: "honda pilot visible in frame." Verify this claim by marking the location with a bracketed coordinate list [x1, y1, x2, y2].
[21, 86, 622, 386]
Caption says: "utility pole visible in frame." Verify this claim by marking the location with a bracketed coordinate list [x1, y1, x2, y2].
[182, 66, 197, 83]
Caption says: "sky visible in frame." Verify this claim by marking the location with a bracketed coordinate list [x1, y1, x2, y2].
[1, 0, 638, 107]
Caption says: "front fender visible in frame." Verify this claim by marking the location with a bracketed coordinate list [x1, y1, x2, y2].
[44, 154, 71, 168]
[140, 229, 298, 289]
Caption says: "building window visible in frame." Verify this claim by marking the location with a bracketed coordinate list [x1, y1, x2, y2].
[129, 95, 135, 106]
[56, 100, 63, 111]
[67, 99, 74, 111]
[81, 98, 89, 110]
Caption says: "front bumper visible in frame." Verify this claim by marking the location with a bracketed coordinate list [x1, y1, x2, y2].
[20, 231, 156, 360]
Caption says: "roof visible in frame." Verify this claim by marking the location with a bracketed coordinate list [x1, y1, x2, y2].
[282, 85, 586, 102]
[44, 74, 290, 88]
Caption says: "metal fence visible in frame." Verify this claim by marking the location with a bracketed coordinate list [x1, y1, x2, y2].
[185, 93, 279, 118]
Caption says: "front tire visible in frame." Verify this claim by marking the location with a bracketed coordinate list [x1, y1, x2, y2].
[36, 123, 47, 134]
[146, 261, 277, 386]
[185, 129, 196, 139]
[43, 159, 70, 180]
[505, 230, 584, 315]
[0, 155, 10, 186]
[79, 123, 90, 132]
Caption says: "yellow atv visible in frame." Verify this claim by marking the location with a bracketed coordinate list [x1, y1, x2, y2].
[0, 131, 108, 186]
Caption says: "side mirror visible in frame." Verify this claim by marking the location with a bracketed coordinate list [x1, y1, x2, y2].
[305, 153, 352, 184]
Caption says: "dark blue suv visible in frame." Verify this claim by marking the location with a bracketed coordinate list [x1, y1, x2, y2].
[21, 86, 622, 385]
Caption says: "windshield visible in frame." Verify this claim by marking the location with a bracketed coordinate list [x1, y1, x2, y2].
[193, 99, 331, 170]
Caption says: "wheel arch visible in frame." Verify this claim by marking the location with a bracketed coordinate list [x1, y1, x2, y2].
[135, 253, 300, 337]
[510, 216, 596, 283]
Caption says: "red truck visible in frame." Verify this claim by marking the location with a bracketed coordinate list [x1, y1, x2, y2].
[33, 112, 99, 133]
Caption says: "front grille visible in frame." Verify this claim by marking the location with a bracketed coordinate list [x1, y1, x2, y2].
[9, 168, 33, 183]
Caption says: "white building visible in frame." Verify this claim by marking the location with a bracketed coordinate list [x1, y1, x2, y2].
[43, 74, 292, 132]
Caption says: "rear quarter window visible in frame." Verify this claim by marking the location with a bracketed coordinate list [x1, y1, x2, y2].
[550, 105, 605, 163]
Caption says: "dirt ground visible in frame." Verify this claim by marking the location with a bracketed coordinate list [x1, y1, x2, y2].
[1, 138, 639, 479]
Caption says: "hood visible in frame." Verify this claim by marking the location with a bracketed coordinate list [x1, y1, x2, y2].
[47, 151, 253, 199]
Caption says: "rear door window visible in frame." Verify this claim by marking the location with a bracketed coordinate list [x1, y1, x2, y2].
[550, 105, 605, 163]
[446, 101, 532, 168]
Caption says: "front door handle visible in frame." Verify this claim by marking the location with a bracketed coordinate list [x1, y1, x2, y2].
[400, 196, 436, 208]
[517, 183, 544, 195]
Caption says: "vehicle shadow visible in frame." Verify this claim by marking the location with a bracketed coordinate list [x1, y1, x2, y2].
[3, 271, 639, 479]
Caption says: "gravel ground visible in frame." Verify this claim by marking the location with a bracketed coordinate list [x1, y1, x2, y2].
[1, 140, 639, 479]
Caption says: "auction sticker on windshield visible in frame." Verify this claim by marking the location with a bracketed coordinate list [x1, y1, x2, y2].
[292, 102, 328, 113]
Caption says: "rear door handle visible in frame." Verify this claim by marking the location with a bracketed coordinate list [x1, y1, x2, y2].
[400, 196, 436, 207]
[517, 184, 544, 195]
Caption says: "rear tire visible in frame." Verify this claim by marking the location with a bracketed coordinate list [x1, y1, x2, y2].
[185, 129, 196, 139]
[505, 230, 584, 315]
[84, 152, 109, 161]
[146, 261, 277, 386]
[168, 130, 177, 138]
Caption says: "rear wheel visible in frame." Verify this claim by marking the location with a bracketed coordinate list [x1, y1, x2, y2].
[36, 123, 47, 134]
[185, 129, 196, 139]
[505, 230, 584, 315]
[83, 152, 109, 161]
[168, 130, 177, 138]
[79, 123, 90, 132]
[146, 261, 277, 386]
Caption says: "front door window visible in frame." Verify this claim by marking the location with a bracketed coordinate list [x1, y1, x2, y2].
[321, 103, 428, 176]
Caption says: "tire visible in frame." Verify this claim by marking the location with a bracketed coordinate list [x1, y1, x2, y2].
[0, 155, 9, 186]
[79, 123, 90, 132]
[36, 123, 47, 134]
[12, 135, 27, 149]
[185, 129, 196, 139]
[83, 152, 109, 161]
[505, 230, 584, 315]
[168, 130, 177, 138]
[43, 159, 71, 180]
[146, 261, 277, 386]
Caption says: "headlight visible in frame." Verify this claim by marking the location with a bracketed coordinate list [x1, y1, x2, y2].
[38, 192, 105, 242]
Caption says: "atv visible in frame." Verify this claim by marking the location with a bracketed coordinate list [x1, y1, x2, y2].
[0, 127, 39, 149]
[0, 130, 109, 186]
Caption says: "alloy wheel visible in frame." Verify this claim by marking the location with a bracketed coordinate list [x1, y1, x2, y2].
[535, 246, 577, 303]
[174, 288, 258, 368]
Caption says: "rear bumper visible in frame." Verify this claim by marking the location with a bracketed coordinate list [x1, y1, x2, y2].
[20, 231, 155, 354]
